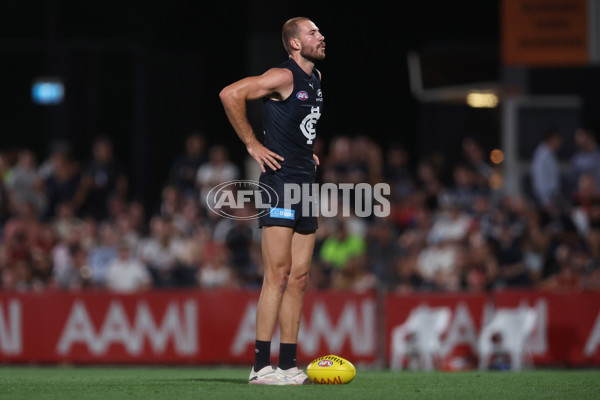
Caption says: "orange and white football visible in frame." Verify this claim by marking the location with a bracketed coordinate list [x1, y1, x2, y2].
[306, 355, 356, 384]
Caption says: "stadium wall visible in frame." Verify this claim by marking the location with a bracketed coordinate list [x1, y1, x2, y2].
[0, 290, 599, 369]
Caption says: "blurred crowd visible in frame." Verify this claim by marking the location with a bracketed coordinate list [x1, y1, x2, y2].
[1, 127, 599, 293]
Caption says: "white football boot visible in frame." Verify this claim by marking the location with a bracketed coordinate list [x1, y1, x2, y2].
[248, 365, 293, 385]
[276, 367, 312, 385]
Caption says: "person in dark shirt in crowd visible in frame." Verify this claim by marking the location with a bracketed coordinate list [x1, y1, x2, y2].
[80, 135, 128, 221]
[168, 131, 208, 198]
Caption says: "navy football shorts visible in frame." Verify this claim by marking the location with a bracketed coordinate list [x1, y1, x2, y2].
[258, 171, 318, 232]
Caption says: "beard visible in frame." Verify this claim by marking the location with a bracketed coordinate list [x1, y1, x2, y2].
[301, 45, 326, 63]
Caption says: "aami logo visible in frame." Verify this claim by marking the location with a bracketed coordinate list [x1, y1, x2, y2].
[296, 91, 308, 101]
[318, 359, 334, 367]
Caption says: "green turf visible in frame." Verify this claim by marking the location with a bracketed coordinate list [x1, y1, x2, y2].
[0, 366, 599, 400]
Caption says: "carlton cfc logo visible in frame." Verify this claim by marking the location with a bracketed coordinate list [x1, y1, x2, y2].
[300, 106, 320, 144]
[296, 91, 309, 101]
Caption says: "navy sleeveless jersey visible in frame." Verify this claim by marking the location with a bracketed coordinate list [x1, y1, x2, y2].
[262, 58, 323, 183]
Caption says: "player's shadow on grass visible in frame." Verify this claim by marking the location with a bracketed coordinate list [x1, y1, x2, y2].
[167, 378, 247, 385]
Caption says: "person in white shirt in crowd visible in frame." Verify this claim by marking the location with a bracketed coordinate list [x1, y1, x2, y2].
[136, 215, 184, 287]
[4, 148, 47, 217]
[196, 144, 239, 211]
[105, 242, 151, 292]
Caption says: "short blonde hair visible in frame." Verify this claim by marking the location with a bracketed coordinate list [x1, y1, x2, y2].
[282, 17, 311, 55]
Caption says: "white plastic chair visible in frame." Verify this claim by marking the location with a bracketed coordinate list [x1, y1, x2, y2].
[478, 306, 537, 371]
[390, 305, 451, 370]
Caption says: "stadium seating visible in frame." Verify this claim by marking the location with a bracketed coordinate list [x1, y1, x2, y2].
[477, 306, 537, 371]
[390, 305, 452, 370]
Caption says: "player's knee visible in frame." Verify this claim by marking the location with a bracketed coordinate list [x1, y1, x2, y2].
[290, 271, 310, 292]
[278, 273, 289, 292]
[265, 264, 291, 292]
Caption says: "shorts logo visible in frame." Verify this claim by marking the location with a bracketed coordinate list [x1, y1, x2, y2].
[318, 360, 334, 367]
[296, 91, 309, 101]
[270, 208, 295, 220]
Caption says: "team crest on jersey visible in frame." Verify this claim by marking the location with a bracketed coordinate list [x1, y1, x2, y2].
[296, 91, 309, 101]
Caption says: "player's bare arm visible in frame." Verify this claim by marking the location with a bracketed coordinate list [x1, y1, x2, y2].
[219, 68, 293, 172]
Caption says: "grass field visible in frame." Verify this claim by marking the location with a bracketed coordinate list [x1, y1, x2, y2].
[1, 366, 599, 400]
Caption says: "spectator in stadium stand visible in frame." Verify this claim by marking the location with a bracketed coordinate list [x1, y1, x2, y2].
[570, 173, 600, 235]
[519, 203, 549, 285]
[105, 242, 152, 293]
[36, 139, 71, 181]
[43, 149, 84, 221]
[51, 201, 83, 243]
[172, 195, 207, 238]
[389, 254, 425, 293]
[489, 221, 531, 288]
[308, 215, 336, 289]
[350, 135, 383, 186]
[0, 175, 9, 230]
[223, 206, 263, 288]
[413, 192, 473, 291]
[3, 148, 47, 218]
[136, 214, 183, 288]
[86, 221, 119, 287]
[319, 215, 371, 292]
[461, 137, 494, 189]
[321, 135, 352, 184]
[569, 127, 600, 194]
[1, 201, 43, 265]
[28, 223, 56, 287]
[463, 229, 498, 292]
[114, 207, 142, 250]
[491, 195, 529, 242]
[2, 259, 32, 291]
[470, 193, 496, 239]
[319, 219, 367, 279]
[415, 233, 461, 291]
[415, 158, 444, 211]
[397, 199, 434, 252]
[67, 242, 94, 289]
[538, 242, 585, 291]
[197, 242, 240, 289]
[427, 192, 473, 245]
[127, 199, 148, 237]
[168, 131, 208, 198]
[196, 144, 239, 211]
[330, 248, 376, 292]
[365, 217, 402, 286]
[156, 184, 182, 219]
[530, 129, 563, 220]
[0, 214, 54, 291]
[392, 201, 434, 292]
[383, 142, 415, 202]
[446, 164, 484, 214]
[52, 227, 85, 289]
[78, 215, 100, 251]
[172, 227, 207, 287]
[79, 135, 129, 222]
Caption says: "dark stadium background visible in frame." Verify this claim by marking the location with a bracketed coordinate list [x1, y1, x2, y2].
[1, 0, 598, 213]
